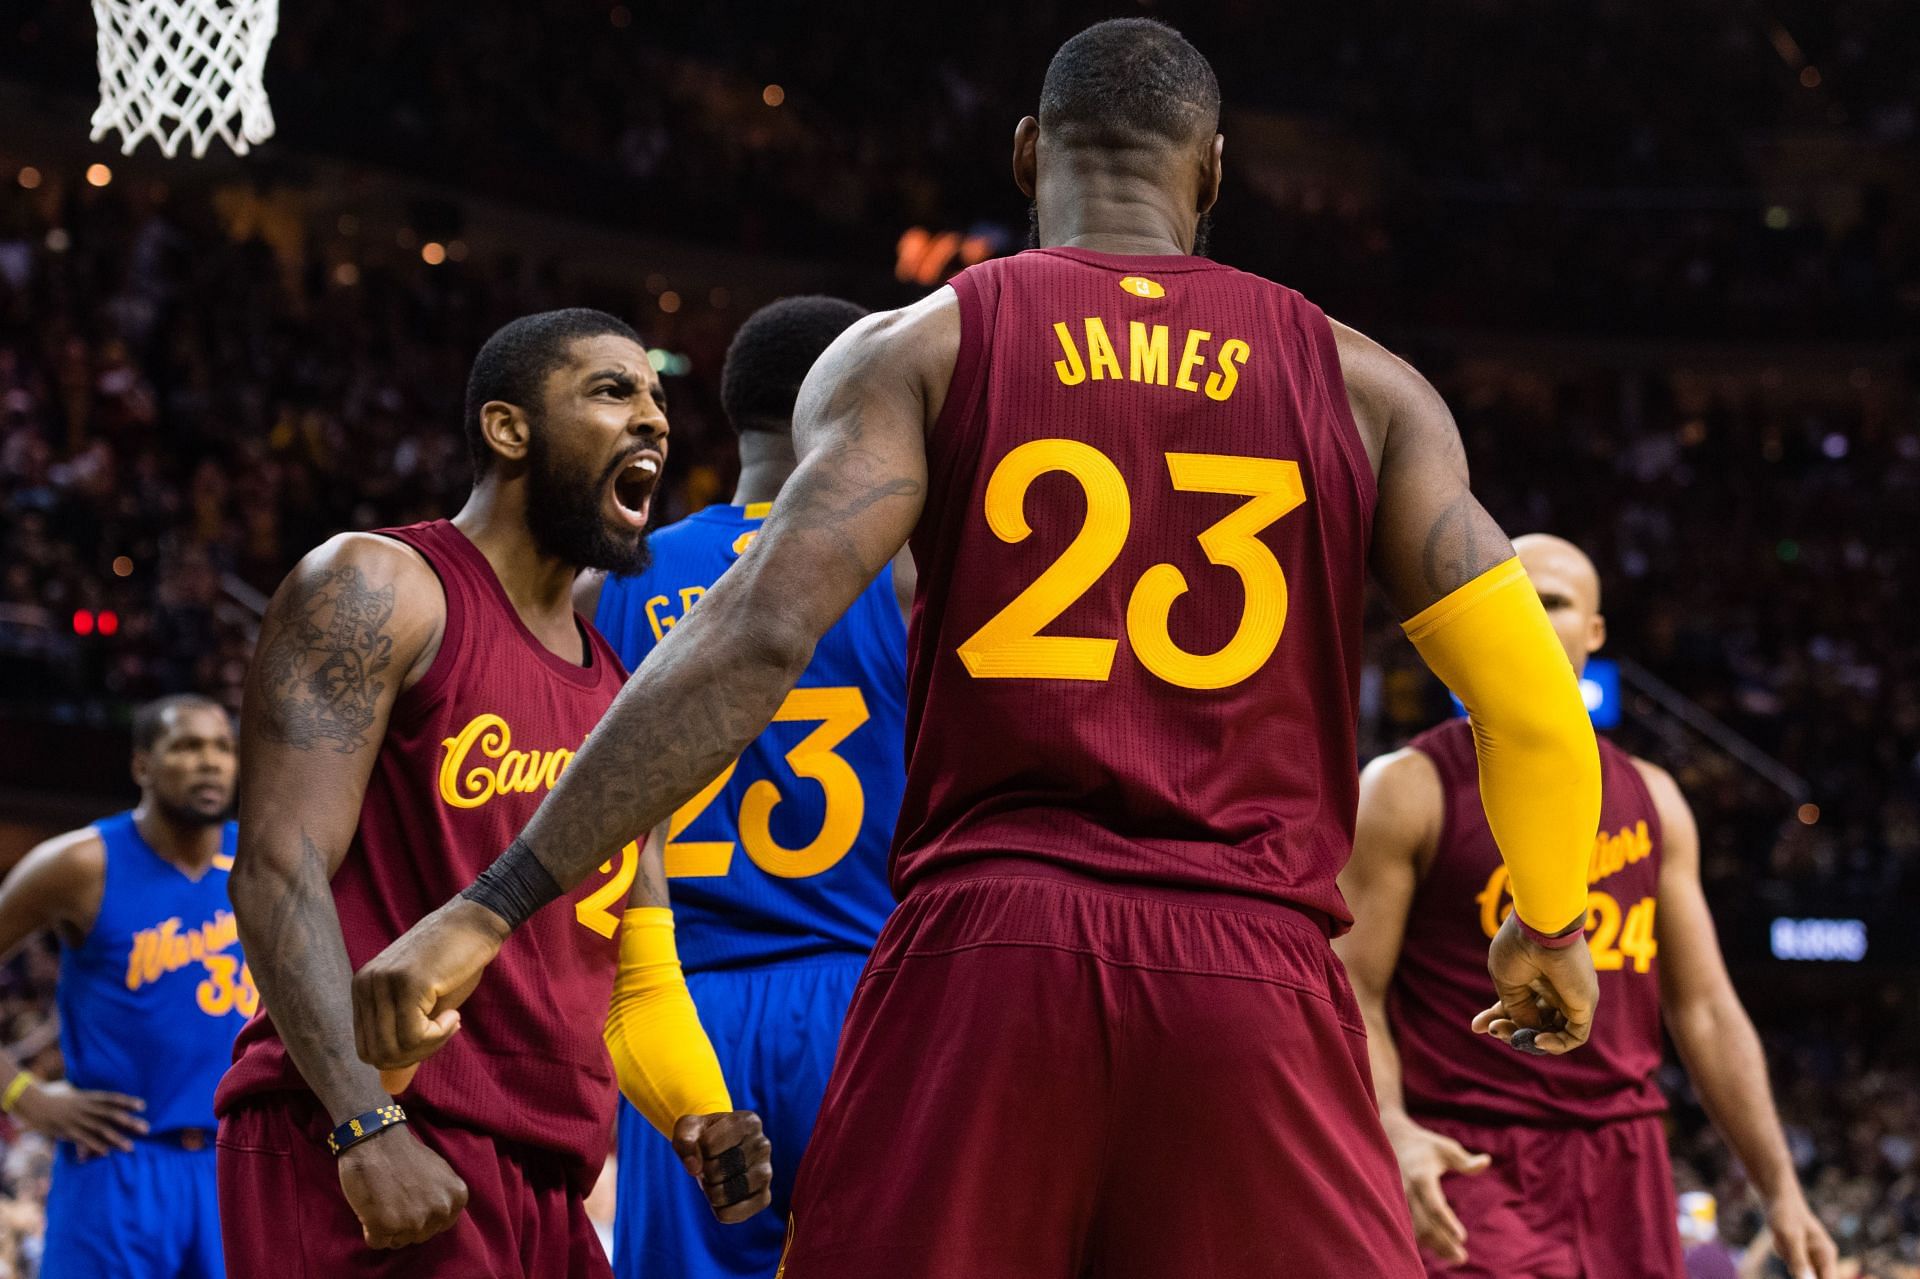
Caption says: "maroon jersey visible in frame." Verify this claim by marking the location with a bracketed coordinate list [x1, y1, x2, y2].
[896, 247, 1375, 925]
[218, 520, 634, 1178]
[1390, 717, 1667, 1126]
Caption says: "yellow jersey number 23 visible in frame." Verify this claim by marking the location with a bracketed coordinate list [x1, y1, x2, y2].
[957, 441, 1307, 690]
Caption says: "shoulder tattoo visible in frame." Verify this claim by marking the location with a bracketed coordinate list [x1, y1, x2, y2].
[257, 564, 397, 753]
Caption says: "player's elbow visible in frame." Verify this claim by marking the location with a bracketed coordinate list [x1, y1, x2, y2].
[737, 613, 816, 684]
[1513, 694, 1598, 782]
[228, 830, 330, 948]
[1667, 979, 1752, 1051]
[1476, 667, 1598, 784]
[227, 846, 286, 934]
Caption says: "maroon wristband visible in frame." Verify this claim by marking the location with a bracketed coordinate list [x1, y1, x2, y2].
[1518, 913, 1588, 948]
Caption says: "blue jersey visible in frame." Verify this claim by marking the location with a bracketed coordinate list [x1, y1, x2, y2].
[58, 812, 249, 1134]
[596, 502, 907, 972]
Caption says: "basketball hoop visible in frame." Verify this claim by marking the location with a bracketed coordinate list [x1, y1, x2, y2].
[90, 0, 278, 159]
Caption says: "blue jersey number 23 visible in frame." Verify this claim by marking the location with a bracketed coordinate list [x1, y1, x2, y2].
[664, 686, 869, 880]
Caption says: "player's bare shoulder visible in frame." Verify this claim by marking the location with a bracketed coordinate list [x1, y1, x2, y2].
[797, 287, 962, 443]
[3, 826, 109, 941]
[253, 532, 448, 751]
[1361, 746, 1445, 808]
[856, 284, 961, 367]
[1625, 755, 1683, 809]
[1328, 319, 1456, 478]
[1626, 755, 1697, 852]
[1356, 746, 1447, 875]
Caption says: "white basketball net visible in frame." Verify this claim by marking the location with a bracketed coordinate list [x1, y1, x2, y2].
[90, 0, 278, 159]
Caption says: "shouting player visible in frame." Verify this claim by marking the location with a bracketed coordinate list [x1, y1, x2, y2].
[0, 695, 241, 1279]
[1335, 533, 1837, 1279]
[215, 309, 769, 1278]
[355, 22, 1603, 1278]
[581, 295, 909, 1279]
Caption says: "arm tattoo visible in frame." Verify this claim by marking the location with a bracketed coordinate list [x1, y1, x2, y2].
[257, 566, 395, 753]
[236, 830, 386, 1121]
[1420, 494, 1481, 596]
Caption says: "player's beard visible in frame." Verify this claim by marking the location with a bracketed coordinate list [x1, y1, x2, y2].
[523, 413, 654, 576]
[153, 789, 230, 828]
[1027, 202, 1213, 257]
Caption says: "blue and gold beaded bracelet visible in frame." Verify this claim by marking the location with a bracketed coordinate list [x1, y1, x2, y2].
[327, 1103, 408, 1156]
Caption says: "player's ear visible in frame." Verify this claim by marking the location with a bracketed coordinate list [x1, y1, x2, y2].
[129, 749, 151, 791]
[480, 401, 532, 466]
[1198, 132, 1224, 215]
[1012, 116, 1039, 199]
[1588, 612, 1607, 657]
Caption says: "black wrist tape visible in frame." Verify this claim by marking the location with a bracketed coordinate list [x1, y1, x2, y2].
[461, 837, 563, 932]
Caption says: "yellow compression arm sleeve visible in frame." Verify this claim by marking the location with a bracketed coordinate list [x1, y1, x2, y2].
[604, 908, 733, 1138]
[1403, 558, 1600, 934]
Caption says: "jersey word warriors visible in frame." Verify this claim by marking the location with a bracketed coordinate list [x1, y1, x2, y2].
[898, 247, 1375, 925]
[1390, 717, 1666, 1125]
[59, 812, 246, 1135]
[219, 521, 634, 1180]
[596, 502, 907, 972]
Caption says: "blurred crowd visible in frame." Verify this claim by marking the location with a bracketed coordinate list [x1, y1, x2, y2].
[1666, 1013, 1920, 1277]
[0, 175, 749, 720]
[1, 0, 1917, 334]
[0, 946, 59, 1277]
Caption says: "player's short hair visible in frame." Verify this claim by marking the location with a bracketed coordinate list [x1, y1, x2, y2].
[719, 296, 869, 435]
[131, 693, 225, 753]
[1040, 18, 1220, 148]
[463, 308, 644, 478]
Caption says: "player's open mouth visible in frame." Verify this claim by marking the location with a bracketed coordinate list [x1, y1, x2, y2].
[610, 452, 661, 530]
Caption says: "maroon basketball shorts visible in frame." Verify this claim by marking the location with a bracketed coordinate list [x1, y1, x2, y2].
[776, 858, 1423, 1279]
[217, 1093, 610, 1278]
[1415, 1112, 1685, 1279]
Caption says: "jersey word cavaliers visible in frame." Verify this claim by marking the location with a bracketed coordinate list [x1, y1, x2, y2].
[219, 520, 634, 1180]
[896, 247, 1376, 926]
[1391, 717, 1667, 1125]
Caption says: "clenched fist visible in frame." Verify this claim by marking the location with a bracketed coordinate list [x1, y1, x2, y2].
[337, 1125, 469, 1249]
[672, 1111, 773, 1224]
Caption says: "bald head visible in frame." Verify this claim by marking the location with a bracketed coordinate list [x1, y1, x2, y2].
[1514, 533, 1606, 674]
